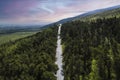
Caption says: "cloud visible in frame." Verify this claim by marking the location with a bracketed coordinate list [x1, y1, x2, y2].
[0, 0, 120, 25]
[41, 5, 54, 14]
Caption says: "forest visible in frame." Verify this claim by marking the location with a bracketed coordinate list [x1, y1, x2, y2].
[61, 17, 120, 80]
[0, 26, 58, 80]
[0, 11, 120, 80]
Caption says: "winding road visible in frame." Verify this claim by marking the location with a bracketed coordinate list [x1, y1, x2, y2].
[55, 24, 64, 80]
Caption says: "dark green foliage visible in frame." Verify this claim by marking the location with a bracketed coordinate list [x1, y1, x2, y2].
[0, 26, 58, 80]
[61, 17, 120, 80]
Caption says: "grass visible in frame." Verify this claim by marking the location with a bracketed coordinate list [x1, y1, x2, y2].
[0, 31, 37, 45]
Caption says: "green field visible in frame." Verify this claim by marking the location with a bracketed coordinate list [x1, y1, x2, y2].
[0, 31, 37, 45]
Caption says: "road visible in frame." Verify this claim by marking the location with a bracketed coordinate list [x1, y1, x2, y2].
[55, 24, 64, 80]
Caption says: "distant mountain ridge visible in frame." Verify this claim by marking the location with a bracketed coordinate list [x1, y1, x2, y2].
[43, 5, 120, 27]
[56, 5, 120, 23]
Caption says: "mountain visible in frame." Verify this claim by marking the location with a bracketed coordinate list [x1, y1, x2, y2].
[76, 5, 120, 21]
[44, 5, 120, 27]
[58, 5, 120, 23]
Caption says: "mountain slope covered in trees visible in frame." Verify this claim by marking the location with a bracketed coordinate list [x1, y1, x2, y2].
[61, 17, 120, 80]
[53, 5, 120, 24]
[76, 7, 120, 21]
[0, 26, 58, 80]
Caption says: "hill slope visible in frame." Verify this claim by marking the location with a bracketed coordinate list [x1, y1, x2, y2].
[0, 26, 58, 80]
[54, 5, 120, 24]
[61, 17, 120, 80]
[76, 7, 120, 21]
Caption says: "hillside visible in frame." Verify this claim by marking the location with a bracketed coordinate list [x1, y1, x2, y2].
[54, 5, 120, 24]
[61, 17, 120, 80]
[40, 5, 120, 29]
[0, 26, 58, 80]
[76, 7, 120, 21]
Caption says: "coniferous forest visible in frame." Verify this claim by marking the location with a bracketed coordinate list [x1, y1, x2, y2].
[61, 17, 120, 80]
[0, 26, 58, 80]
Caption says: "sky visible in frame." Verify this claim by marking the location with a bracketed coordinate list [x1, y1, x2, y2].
[0, 0, 120, 25]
